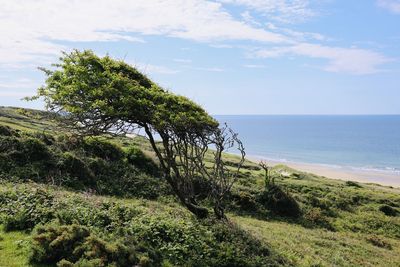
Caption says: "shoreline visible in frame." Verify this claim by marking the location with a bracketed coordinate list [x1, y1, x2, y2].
[247, 155, 400, 188]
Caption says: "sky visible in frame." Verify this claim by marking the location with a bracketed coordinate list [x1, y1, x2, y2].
[0, 0, 399, 115]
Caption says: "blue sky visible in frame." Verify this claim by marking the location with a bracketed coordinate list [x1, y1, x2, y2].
[0, 0, 399, 114]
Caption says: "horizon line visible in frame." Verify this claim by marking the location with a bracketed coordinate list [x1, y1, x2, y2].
[212, 114, 400, 116]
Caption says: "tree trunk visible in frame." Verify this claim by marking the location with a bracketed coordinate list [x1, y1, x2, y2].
[144, 125, 209, 219]
[213, 201, 227, 220]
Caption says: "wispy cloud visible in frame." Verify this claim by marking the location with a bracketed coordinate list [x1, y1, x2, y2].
[240, 11, 261, 26]
[377, 0, 400, 14]
[219, 0, 316, 23]
[0, 0, 392, 76]
[266, 23, 327, 42]
[254, 43, 391, 74]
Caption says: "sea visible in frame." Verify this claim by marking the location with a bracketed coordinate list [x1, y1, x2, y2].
[214, 115, 400, 175]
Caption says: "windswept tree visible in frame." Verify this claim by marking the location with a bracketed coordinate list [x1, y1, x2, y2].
[31, 50, 244, 219]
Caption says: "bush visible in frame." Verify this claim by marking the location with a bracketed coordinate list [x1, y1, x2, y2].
[379, 205, 398, 217]
[258, 185, 301, 218]
[345, 180, 362, 188]
[126, 146, 159, 175]
[0, 132, 165, 199]
[231, 190, 258, 212]
[1, 188, 55, 231]
[365, 235, 392, 249]
[82, 138, 124, 161]
[208, 222, 275, 267]
[128, 215, 279, 267]
[57, 152, 94, 187]
[0, 125, 17, 136]
[303, 207, 333, 230]
[30, 223, 161, 267]
[0, 182, 284, 267]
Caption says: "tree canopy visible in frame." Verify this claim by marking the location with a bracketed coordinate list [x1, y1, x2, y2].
[35, 50, 218, 136]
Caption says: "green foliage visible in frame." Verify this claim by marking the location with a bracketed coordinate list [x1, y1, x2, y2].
[82, 137, 125, 161]
[126, 145, 159, 175]
[0, 183, 283, 267]
[303, 207, 333, 230]
[30, 223, 160, 267]
[365, 235, 393, 249]
[0, 130, 167, 199]
[0, 125, 17, 136]
[345, 180, 362, 188]
[379, 204, 398, 217]
[34, 49, 218, 136]
[231, 190, 258, 212]
[0, 188, 54, 231]
[258, 185, 301, 218]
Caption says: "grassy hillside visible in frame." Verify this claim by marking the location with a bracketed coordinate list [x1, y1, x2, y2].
[0, 106, 399, 267]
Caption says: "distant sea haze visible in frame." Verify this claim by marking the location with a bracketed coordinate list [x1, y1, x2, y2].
[214, 115, 400, 174]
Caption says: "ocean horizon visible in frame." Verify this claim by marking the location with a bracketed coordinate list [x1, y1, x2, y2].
[214, 115, 400, 175]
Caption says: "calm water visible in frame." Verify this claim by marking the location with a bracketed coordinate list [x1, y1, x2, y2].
[214, 115, 400, 173]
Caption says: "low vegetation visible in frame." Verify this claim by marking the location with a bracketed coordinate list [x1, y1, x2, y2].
[1, 107, 399, 266]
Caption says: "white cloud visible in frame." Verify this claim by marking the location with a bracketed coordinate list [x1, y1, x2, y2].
[255, 43, 390, 74]
[0, 0, 391, 76]
[219, 0, 316, 23]
[0, 0, 287, 67]
[266, 22, 326, 42]
[377, 0, 400, 14]
[241, 11, 261, 26]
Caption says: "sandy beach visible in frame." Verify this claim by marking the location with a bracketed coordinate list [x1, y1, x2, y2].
[249, 156, 400, 188]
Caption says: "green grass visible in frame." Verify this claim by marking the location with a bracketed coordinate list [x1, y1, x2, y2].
[0, 226, 31, 267]
[233, 215, 400, 267]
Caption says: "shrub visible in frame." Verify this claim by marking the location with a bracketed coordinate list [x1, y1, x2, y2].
[208, 222, 274, 267]
[30, 223, 161, 267]
[291, 173, 306, 179]
[0, 131, 165, 199]
[126, 146, 159, 175]
[231, 190, 258, 212]
[82, 138, 124, 161]
[57, 152, 94, 187]
[303, 207, 333, 230]
[20, 137, 51, 162]
[379, 205, 398, 217]
[258, 185, 301, 218]
[345, 180, 362, 188]
[128, 215, 279, 267]
[1, 188, 55, 231]
[365, 235, 392, 249]
[0, 125, 17, 136]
